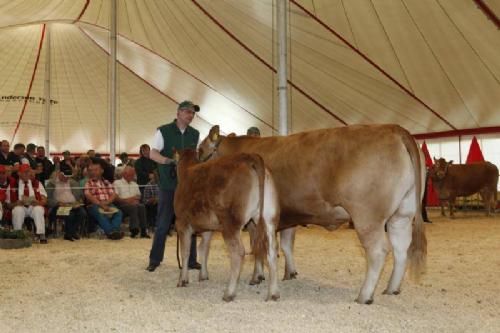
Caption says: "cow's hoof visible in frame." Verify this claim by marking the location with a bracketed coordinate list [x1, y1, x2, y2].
[283, 271, 298, 281]
[249, 278, 262, 285]
[223, 294, 235, 302]
[177, 280, 189, 287]
[355, 297, 374, 305]
[383, 289, 400, 295]
[266, 293, 280, 302]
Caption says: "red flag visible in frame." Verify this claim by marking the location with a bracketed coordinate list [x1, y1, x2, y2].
[421, 141, 439, 206]
[466, 136, 485, 164]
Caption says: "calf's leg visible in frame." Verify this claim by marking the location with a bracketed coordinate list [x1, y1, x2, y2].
[198, 231, 213, 281]
[222, 231, 245, 302]
[280, 227, 298, 280]
[177, 226, 193, 287]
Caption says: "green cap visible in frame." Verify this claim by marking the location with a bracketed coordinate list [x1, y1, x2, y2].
[246, 127, 261, 136]
[177, 100, 200, 112]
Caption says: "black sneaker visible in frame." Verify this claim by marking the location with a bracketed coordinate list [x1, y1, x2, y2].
[188, 262, 202, 270]
[64, 235, 75, 242]
[130, 228, 139, 238]
[146, 263, 159, 272]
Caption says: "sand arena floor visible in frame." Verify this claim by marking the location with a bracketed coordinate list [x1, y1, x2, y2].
[1, 210, 499, 333]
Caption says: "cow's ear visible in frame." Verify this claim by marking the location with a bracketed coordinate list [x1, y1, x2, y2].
[209, 125, 220, 142]
[448, 160, 453, 165]
[227, 132, 236, 138]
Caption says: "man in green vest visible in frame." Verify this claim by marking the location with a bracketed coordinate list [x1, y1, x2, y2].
[146, 100, 201, 272]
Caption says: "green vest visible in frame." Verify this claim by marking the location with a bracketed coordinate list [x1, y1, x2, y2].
[157, 120, 199, 190]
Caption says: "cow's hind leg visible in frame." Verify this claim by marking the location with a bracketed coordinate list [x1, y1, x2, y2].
[354, 219, 390, 304]
[384, 208, 413, 296]
[222, 231, 245, 302]
[199, 231, 213, 281]
[281, 227, 298, 280]
[177, 226, 193, 287]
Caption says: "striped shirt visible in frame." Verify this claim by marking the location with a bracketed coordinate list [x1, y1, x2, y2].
[143, 181, 159, 204]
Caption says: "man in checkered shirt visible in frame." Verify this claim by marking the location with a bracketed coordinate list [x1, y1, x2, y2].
[84, 159, 123, 240]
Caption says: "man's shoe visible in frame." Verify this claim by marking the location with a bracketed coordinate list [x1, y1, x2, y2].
[141, 233, 151, 239]
[188, 262, 202, 270]
[130, 228, 139, 238]
[72, 235, 80, 240]
[423, 220, 433, 224]
[40, 238, 48, 244]
[146, 263, 159, 272]
[64, 235, 75, 241]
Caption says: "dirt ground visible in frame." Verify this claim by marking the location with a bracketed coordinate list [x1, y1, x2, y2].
[1, 210, 499, 333]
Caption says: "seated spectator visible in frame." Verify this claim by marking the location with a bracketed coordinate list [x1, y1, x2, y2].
[134, 144, 157, 195]
[8, 143, 29, 176]
[35, 146, 54, 184]
[5, 164, 48, 243]
[84, 159, 123, 240]
[114, 166, 149, 238]
[0, 140, 11, 166]
[46, 169, 86, 241]
[0, 165, 12, 225]
[143, 171, 159, 230]
[60, 150, 75, 176]
[25, 143, 38, 169]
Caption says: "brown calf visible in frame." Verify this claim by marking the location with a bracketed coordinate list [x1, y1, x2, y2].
[174, 149, 280, 302]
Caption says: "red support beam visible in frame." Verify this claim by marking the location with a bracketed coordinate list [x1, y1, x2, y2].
[413, 126, 500, 140]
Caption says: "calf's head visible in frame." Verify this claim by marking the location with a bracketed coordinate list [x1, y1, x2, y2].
[199, 125, 222, 162]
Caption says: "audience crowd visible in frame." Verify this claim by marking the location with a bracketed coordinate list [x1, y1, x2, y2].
[0, 140, 159, 243]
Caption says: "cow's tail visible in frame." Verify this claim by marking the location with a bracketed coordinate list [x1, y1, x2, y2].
[249, 154, 269, 261]
[400, 128, 427, 282]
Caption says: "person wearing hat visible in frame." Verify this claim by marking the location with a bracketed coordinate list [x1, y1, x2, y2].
[246, 127, 261, 137]
[46, 169, 86, 241]
[146, 100, 201, 272]
[5, 164, 48, 243]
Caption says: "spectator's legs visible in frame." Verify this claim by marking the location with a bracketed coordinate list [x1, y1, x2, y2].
[110, 208, 123, 231]
[138, 203, 148, 231]
[29, 206, 46, 235]
[88, 204, 114, 234]
[12, 206, 27, 230]
[119, 204, 139, 231]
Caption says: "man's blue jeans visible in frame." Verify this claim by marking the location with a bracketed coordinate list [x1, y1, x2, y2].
[88, 204, 123, 235]
[149, 189, 197, 266]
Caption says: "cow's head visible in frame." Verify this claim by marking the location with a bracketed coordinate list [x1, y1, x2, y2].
[199, 125, 222, 162]
[429, 157, 453, 180]
[175, 148, 199, 180]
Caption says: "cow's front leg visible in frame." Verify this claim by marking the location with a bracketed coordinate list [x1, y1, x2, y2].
[281, 227, 298, 280]
[198, 231, 213, 281]
[449, 198, 456, 218]
[222, 231, 245, 302]
[177, 226, 193, 287]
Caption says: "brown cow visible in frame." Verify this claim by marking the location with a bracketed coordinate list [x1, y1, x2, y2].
[199, 124, 427, 304]
[174, 149, 280, 302]
[429, 158, 498, 217]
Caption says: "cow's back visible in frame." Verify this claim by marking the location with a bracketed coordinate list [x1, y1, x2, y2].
[217, 125, 421, 227]
[444, 162, 499, 197]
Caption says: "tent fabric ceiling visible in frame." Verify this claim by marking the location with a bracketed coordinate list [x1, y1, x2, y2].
[0, 0, 499, 154]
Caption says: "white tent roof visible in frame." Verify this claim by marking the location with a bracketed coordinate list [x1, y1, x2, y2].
[1, 0, 499, 153]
